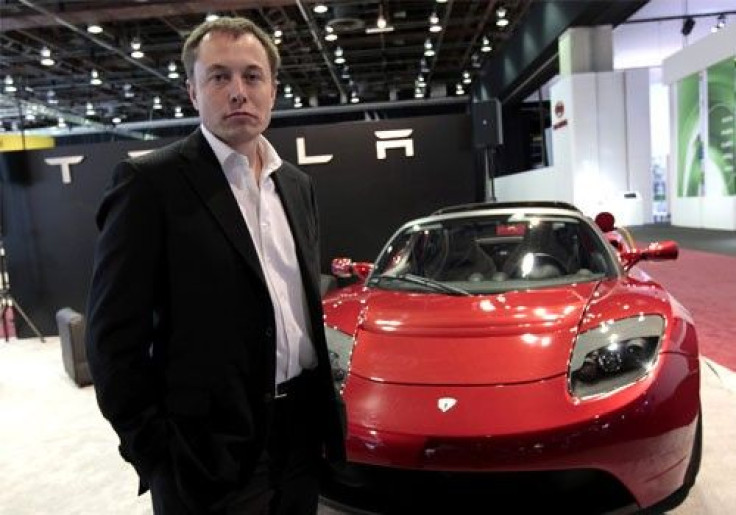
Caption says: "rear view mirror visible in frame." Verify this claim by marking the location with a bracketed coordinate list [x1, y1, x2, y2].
[331, 257, 374, 280]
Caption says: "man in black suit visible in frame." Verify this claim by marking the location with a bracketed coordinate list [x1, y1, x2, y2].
[85, 16, 345, 514]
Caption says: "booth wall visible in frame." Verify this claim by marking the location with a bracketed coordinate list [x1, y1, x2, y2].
[1, 114, 476, 336]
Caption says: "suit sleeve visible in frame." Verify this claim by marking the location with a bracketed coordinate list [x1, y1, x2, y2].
[85, 160, 168, 484]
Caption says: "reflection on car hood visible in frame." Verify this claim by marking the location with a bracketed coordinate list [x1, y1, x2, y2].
[348, 283, 599, 385]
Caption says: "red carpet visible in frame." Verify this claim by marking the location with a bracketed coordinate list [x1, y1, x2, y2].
[638, 248, 736, 372]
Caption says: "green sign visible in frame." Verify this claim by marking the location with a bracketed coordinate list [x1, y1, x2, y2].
[707, 57, 736, 195]
[677, 73, 703, 197]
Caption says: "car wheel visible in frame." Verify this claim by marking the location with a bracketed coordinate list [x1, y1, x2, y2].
[682, 408, 702, 490]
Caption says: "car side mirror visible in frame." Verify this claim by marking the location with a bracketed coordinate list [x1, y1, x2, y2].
[331, 257, 374, 280]
[621, 240, 678, 270]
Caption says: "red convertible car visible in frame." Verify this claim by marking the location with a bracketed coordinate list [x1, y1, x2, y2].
[322, 201, 700, 512]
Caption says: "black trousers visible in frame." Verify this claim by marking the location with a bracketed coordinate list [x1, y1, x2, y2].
[151, 373, 322, 515]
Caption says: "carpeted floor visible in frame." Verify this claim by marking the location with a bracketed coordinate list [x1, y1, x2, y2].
[629, 225, 736, 372]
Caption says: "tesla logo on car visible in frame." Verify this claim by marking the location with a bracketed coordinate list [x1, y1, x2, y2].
[437, 397, 457, 412]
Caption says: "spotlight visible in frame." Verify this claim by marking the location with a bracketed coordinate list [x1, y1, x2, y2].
[681, 16, 695, 36]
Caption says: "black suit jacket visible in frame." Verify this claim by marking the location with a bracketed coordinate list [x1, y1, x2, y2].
[85, 129, 345, 509]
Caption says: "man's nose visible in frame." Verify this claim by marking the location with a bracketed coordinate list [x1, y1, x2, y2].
[229, 77, 247, 103]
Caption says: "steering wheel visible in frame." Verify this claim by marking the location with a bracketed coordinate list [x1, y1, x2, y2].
[509, 252, 567, 279]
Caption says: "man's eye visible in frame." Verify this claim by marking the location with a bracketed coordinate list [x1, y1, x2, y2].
[246, 72, 263, 82]
[211, 73, 228, 83]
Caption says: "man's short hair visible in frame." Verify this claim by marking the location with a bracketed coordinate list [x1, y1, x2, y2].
[181, 16, 280, 81]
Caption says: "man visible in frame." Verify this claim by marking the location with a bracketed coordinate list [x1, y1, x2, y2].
[85, 16, 345, 514]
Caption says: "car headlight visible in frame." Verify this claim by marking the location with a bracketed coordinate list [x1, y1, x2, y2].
[325, 325, 355, 393]
[569, 315, 665, 399]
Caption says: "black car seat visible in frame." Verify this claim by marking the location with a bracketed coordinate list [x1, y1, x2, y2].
[501, 222, 572, 279]
[435, 227, 497, 281]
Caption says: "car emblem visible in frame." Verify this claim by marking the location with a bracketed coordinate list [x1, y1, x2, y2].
[437, 397, 457, 413]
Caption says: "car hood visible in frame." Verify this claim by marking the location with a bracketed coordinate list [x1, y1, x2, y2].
[347, 283, 599, 385]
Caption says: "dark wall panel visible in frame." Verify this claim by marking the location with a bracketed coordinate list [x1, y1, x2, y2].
[1, 114, 474, 336]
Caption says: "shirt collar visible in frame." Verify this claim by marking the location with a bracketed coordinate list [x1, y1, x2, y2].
[200, 124, 283, 181]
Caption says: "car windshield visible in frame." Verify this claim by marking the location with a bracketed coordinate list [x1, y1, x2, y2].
[369, 213, 616, 294]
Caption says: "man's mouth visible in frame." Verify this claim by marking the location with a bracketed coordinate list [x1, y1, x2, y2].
[226, 111, 256, 120]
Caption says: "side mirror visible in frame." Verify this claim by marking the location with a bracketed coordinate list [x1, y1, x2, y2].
[331, 257, 374, 280]
[621, 240, 678, 270]
[595, 212, 616, 233]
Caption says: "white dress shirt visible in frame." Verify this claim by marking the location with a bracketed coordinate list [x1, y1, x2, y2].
[201, 125, 317, 385]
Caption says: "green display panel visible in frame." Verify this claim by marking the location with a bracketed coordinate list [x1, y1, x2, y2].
[707, 57, 736, 195]
[677, 73, 703, 197]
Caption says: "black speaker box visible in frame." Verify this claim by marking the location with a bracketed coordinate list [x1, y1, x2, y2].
[472, 98, 503, 148]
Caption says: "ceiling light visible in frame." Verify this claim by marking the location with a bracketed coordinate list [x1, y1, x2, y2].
[325, 25, 338, 41]
[90, 69, 102, 86]
[341, 66, 350, 79]
[429, 12, 439, 25]
[123, 83, 134, 98]
[496, 6, 509, 27]
[284, 84, 293, 98]
[417, 74, 426, 86]
[167, 61, 179, 79]
[46, 89, 59, 104]
[87, 24, 103, 34]
[350, 91, 359, 104]
[435, 0, 447, 3]
[456, 83, 465, 95]
[712, 14, 726, 32]
[424, 39, 435, 57]
[25, 112, 36, 122]
[429, 23, 442, 33]
[334, 46, 345, 64]
[420, 58, 429, 73]
[415, 88, 424, 98]
[481, 37, 492, 53]
[681, 16, 695, 36]
[206, 13, 219, 22]
[153, 96, 163, 110]
[377, 14, 387, 30]
[174, 106, 183, 118]
[130, 38, 144, 59]
[313, 3, 328, 14]
[112, 117, 122, 125]
[462, 70, 471, 84]
[40, 47, 55, 66]
[294, 96, 302, 108]
[274, 29, 283, 38]
[57, 117, 66, 128]
[4, 75, 17, 93]
[86, 102, 95, 116]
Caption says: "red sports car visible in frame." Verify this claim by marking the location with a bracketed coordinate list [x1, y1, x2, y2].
[322, 201, 700, 512]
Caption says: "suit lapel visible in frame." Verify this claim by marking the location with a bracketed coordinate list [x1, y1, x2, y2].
[177, 129, 266, 285]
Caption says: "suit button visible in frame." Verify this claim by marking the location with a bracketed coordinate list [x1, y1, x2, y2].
[265, 327, 274, 338]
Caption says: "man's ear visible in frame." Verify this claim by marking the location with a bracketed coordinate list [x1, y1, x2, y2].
[187, 79, 199, 111]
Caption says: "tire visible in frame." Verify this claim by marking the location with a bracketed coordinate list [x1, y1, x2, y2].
[682, 408, 702, 490]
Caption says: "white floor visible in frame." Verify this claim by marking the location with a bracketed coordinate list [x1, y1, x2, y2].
[1, 338, 734, 514]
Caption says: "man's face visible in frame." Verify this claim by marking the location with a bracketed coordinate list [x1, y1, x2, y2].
[188, 31, 276, 151]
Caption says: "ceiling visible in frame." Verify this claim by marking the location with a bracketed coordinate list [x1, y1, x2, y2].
[1, 0, 539, 134]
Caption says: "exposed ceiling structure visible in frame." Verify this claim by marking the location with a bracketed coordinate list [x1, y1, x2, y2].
[0, 0, 536, 134]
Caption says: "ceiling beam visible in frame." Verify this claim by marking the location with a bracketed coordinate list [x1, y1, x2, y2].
[1, 0, 295, 31]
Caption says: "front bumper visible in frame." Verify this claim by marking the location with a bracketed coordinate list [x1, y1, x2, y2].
[342, 352, 700, 508]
